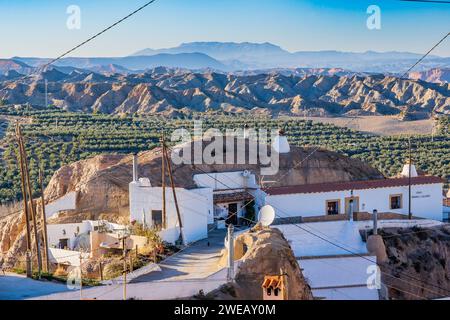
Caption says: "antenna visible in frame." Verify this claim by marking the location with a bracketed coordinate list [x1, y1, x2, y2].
[258, 205, 275, 227]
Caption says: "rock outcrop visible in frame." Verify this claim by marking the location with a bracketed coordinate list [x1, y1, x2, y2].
[380, 225, 450, 300]
[0, 139, 383, 269]
[210, 227, 313, 300]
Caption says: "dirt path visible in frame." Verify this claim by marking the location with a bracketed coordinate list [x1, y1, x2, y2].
[307, 116, 434, 136]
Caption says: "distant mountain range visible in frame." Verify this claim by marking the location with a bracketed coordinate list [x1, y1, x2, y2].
[1, 42, 449, 76]
[1, 42, 449, 119]
[1, 67, 448, 119]
[132, 41, 450, 73]
[408, 68, 450, 84]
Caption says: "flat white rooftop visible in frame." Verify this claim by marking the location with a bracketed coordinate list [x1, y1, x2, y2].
[275, 219, 443, 300]
[275, 221, 368, 257]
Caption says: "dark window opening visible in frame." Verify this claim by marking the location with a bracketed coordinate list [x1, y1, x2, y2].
[59, 238, 69, 249]
[151, 210, 163, 227]
[390, 195, 402, 209]
[327, 200, 339, 215]
[226, 203, 238, 225]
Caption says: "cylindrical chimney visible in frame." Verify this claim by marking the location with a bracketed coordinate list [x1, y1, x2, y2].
[132, 154, 138, 182]
[372, 209, 378, 235]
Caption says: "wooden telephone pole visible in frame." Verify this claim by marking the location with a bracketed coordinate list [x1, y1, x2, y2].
[15, 123, 32, 278]
[121, 235, 129, 300]
[39, 168, 50, 273]
[161, 133, 167, 229]
[16, 124, 42, 276]
[408, 137, 412, 220]
[161, 135, 184, 244]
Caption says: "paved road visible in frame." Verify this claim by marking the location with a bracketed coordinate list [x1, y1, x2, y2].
[132, 228, 226, 283]
[0, 273, 70, 300]
[35, 228, 228, 300]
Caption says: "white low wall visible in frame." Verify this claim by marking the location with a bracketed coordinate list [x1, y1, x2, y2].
[48, 247, 89, 267]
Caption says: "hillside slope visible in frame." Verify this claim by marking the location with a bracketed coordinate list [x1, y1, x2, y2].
[1, 71, 449, 118]
[380, 225, 450, 300]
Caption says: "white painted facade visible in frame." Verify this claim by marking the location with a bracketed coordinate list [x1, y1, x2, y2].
[48, 247, 89, 267]
[264, 182, 444, 221]
[47, 220, 126, 250]
[128, 170, 259, 244]
[44, 191, 77, 219]
[193, 171, 257, 190]
[129, 182, 211, 244]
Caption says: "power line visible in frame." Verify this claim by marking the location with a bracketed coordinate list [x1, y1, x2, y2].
[8, 0, 159, 84]
[399, 31, 450, 79]
[401, 0, 450, 4]
[177, 152, 450, 296]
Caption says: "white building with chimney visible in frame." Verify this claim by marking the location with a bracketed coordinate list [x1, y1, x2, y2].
[128, 133, 445, 245]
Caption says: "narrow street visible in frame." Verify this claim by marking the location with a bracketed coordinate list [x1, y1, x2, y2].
[35, 228, 228, 300]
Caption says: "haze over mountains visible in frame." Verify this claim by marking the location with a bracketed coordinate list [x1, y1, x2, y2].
[1, 41, 449, 76]
[133, 42, 450, 73]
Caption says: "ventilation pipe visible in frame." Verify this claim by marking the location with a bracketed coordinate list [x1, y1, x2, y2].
[272, 129, 290, 154]
[132, 154, 139, 182]
[244, 123, 250, 139]
[372, 209, 378, 235]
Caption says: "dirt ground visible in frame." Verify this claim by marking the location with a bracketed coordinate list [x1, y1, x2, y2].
[307, 116, 434, 136]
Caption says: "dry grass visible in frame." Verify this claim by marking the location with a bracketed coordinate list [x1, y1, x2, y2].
[307, 116, 434, 136]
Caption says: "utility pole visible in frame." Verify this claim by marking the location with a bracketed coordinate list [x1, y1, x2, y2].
[162, 140, 184, 245]
[408, 137, 412, 220]
[121, 235, 128, 300]
[79, 250, 83, 300]
[161, 133, 167, 229]
[39, 168, 49, 273]
[18, 126, 42, 276]
[15, 123, 32, 278]
[227, 224, 234, 282]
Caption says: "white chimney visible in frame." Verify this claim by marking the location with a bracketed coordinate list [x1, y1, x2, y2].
[243, 124, 250, 139]
[272, 129, 290, 154]
[132, 154, 139, 182]
[400, 160, 418, 178]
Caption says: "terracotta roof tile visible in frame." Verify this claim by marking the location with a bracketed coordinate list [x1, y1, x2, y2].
[263, 176, 444, 196]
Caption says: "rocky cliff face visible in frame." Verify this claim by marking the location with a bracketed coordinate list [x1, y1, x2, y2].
[211, 227, 313, 300]
[1, 71, 449, 118]
[0, 140, 383, 269]
[380, 225, 450, 300]
[409, 68, 450, 84]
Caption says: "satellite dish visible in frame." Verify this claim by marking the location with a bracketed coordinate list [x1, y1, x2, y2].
[258, 205, 275, 227]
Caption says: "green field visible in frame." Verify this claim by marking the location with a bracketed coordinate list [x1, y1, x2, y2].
[0, 105, 448, 204]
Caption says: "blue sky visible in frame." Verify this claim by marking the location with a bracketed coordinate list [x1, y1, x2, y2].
[0, 0, 449, 58]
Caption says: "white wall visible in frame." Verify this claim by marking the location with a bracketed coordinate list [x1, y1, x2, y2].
[193, 171, 257, 190]
[48, 247, 89, 266]
[45, 191, 77, 219]
[47, 221, 90, 249]
[129, 182, 211, 244]
[191, 187, 214, 224]
[47, 220, 126, 250]
[264, 183, 443, 221]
